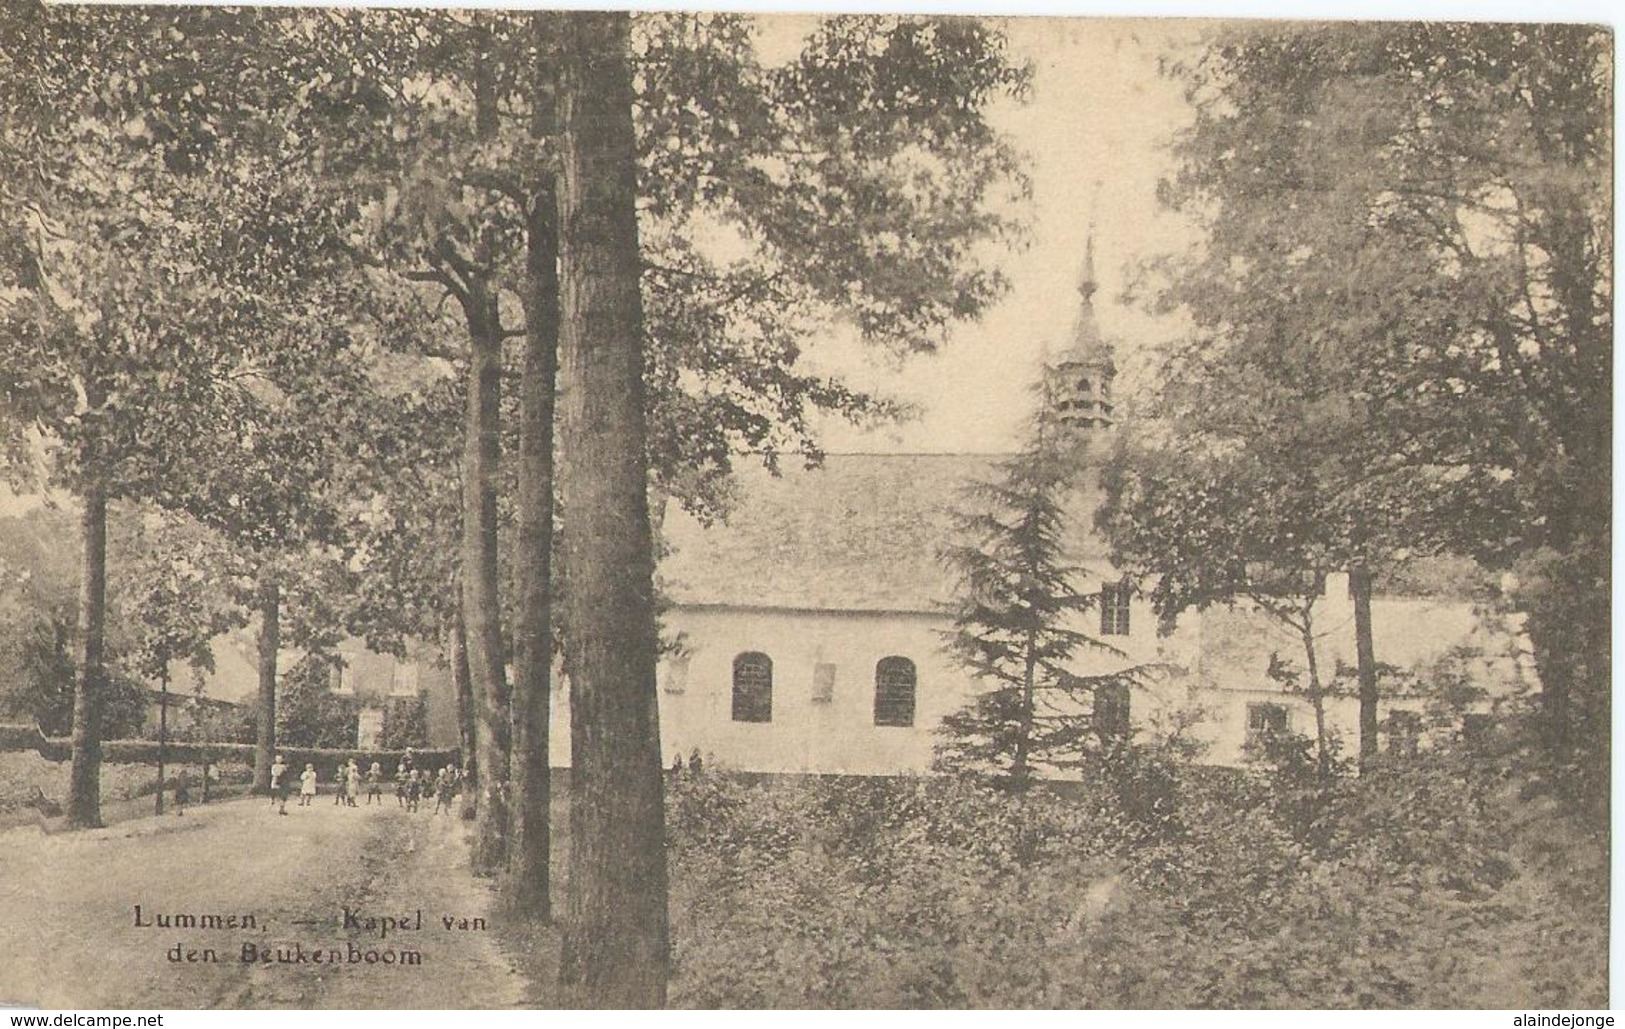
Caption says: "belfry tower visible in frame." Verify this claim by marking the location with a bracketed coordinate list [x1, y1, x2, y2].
[1048, 234, 1117, 435]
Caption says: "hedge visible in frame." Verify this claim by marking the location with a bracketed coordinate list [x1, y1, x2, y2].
[0, 725, 458, 772]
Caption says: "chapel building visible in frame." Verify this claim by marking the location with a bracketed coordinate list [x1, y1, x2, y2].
[542, 245, 1535, 776]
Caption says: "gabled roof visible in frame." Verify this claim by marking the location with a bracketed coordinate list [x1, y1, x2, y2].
[658, 453, 1109, 613]
[659, 453, 991, 612]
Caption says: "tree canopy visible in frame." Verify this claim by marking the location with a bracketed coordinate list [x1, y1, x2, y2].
[1106, 22, 1610, 797]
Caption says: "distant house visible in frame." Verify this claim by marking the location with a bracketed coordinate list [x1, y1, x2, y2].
[335, 640, 452, 749]
[158, 634, 459, 749]
[138, 689, 247, 741]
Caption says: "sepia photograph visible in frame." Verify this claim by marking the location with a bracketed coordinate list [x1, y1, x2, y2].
[0, 4, 1610, 1011]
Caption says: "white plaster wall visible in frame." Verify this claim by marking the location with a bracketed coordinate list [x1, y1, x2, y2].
[543, 590, 1527, 775]
[1136, 682, 1431, 767]
[548, 597, 1170, 775]
[681, 607, 960, 774]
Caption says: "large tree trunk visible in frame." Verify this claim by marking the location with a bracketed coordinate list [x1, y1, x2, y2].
[555, 10, 669, 1007]
[462, 287, 511, 875]
[252, 574, 279, 794]
[458, 17, 512, 877]
[450, 607, 478, 820]
[65, 481, 107, 829]
[508, 41, 561, 916]
[1350, 563, 1379, 772]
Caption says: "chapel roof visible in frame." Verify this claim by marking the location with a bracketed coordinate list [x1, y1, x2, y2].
[658, 452, 1109, 613]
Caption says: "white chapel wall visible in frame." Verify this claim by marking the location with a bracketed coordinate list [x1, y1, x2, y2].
[541, 586, 1530, 775]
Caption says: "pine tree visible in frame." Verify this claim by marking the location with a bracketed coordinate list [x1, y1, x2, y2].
[935, 381, 1129, 791]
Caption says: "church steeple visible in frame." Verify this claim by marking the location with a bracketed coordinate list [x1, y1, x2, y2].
[1079, 232, 1098, 302]
[1049, 232, 1116, 434]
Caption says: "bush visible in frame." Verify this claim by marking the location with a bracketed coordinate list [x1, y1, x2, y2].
[378, 692, 429, 750]
[0, 612, 147, 738]
[276, 654, 360, 749]
[665, 760, 1605, 1008]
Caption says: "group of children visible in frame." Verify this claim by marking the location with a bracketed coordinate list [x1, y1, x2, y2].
[395, 764, 461, 814]
[267, 750, 462, 816]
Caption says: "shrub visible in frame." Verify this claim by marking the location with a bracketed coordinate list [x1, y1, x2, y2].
[665, 761, 1605, 1008]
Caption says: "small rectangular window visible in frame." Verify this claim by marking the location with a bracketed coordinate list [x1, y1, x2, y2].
[1094, 682, 1131, 741]
[1100, 581, 1131, 636]
[1245, 702, 1288, 747]
[812, 663, 835, 703]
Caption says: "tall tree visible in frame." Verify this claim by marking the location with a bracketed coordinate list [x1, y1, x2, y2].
[1098, 438, 1349, 777]
[452, 17, 518, 877]
[508, 9, 561, 919]
[1141, 23, 1610, 784]
[554, 11, 668, 1007]
[936, 382, 1129, 790]
[457, 246, 511, 874]
[0, 5, 283, 824]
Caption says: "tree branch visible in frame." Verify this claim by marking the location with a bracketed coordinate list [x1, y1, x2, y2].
[432, 238, 489, 296]
[461, 168, 529, 208]
[400, 266, 468, 312]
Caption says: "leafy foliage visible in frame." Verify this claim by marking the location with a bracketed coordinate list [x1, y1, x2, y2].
[665, 756, 1606, 1008]
[378, 692, 430, 751]
[0, 609, 146, 739]
[1134, 22, 1610, 806]
[634, 13, 1031, 507]
[274, 654, 358, 750]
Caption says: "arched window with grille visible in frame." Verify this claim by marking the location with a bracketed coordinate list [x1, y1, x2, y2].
[731, 652, 773, 723]
[873, 656, 916, 728]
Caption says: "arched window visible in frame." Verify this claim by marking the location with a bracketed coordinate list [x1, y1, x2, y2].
[731, 652, 772, 723]
[873, 657, 916, 728]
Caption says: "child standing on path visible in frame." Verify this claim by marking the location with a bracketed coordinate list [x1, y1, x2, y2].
[405, 769, 422, 813]
[270, 755, 290, 815]
[333, 763, 346, 806]
[366, 761, 383, 805]
[299, 763, 318, 806]
[433, 767, 454, 815]
[346, 760, 362, 808]
[395, 762, 409, 807]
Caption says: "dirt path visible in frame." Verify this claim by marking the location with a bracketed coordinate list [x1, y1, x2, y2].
[0, 794, 536, 1009]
